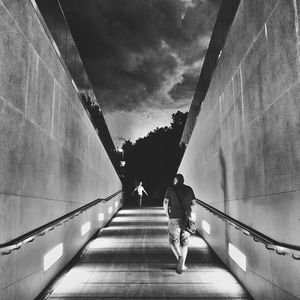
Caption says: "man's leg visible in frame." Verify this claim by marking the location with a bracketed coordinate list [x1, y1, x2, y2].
[168, 220, 181, 260]
[170, 242, 181, 260]
[139, 195, 142, 207]
[176, 230, 190, 274]
[180, 245, 188, 270]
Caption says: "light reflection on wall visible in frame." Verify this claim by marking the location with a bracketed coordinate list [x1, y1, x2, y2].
[191, 212, 196, 221]
[98, 213, 104, 221]
[202, 220, 211, 235]
[44, 243, 63, 271]
[81, 222, 91, 236]
[228, 243, 247, 272]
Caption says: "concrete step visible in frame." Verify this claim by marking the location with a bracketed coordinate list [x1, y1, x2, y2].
[48, 207, 252, 299]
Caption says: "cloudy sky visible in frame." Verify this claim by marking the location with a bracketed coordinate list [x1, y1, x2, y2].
[61, 0, 220, 147]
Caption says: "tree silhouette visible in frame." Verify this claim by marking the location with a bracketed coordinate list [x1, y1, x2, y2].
[122, 111, 187, 207]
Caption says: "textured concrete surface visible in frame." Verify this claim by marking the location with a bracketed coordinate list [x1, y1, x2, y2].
[47, 208, 251, 299]
[0, 0, 121, 299]
[179, 0, 300, 299]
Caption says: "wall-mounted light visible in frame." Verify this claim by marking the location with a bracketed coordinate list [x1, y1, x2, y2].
[81, 222, 91, 236]
[98, 213, 104, 221]
[115, 201, 119, 208]
[120, 161, 126, 167]
[228, 243, 246, 272]
[202, 220, 211, 235]
[108, 206, 113, 214]
[44, 243, 63, 271]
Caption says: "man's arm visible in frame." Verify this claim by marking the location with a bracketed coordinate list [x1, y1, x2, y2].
[163, 198, 169, 217]
[132, 187, 137, 195]
[143, 187, 148, 196]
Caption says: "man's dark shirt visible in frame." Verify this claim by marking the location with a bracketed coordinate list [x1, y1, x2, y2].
[164, 184, 195, 219]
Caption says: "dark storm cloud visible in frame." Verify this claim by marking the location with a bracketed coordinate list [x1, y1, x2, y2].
[169, 73, 197, 100]
[60, 0, 220, 112]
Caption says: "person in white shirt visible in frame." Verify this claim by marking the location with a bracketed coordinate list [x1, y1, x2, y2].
[132, 181, 148, 207]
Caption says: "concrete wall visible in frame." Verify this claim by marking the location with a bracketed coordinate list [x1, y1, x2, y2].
[0, 0, 122, 299]
[179, 0, 300, 299]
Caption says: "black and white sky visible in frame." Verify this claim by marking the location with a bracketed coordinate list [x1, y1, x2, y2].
[60, 0, 220, 146]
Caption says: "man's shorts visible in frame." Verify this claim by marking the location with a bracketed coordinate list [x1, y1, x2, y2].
[168, 218, 190, 247]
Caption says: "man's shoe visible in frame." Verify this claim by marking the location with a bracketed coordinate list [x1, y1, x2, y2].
[176, 256, 184, 274]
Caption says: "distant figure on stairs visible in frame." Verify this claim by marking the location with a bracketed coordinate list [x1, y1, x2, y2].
[163, 174, 195, 274]
[132, 181, 148, 207]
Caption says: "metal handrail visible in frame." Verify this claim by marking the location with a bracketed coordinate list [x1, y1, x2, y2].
[0, 190, 122, 256]
[195, 198, 300, 260]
